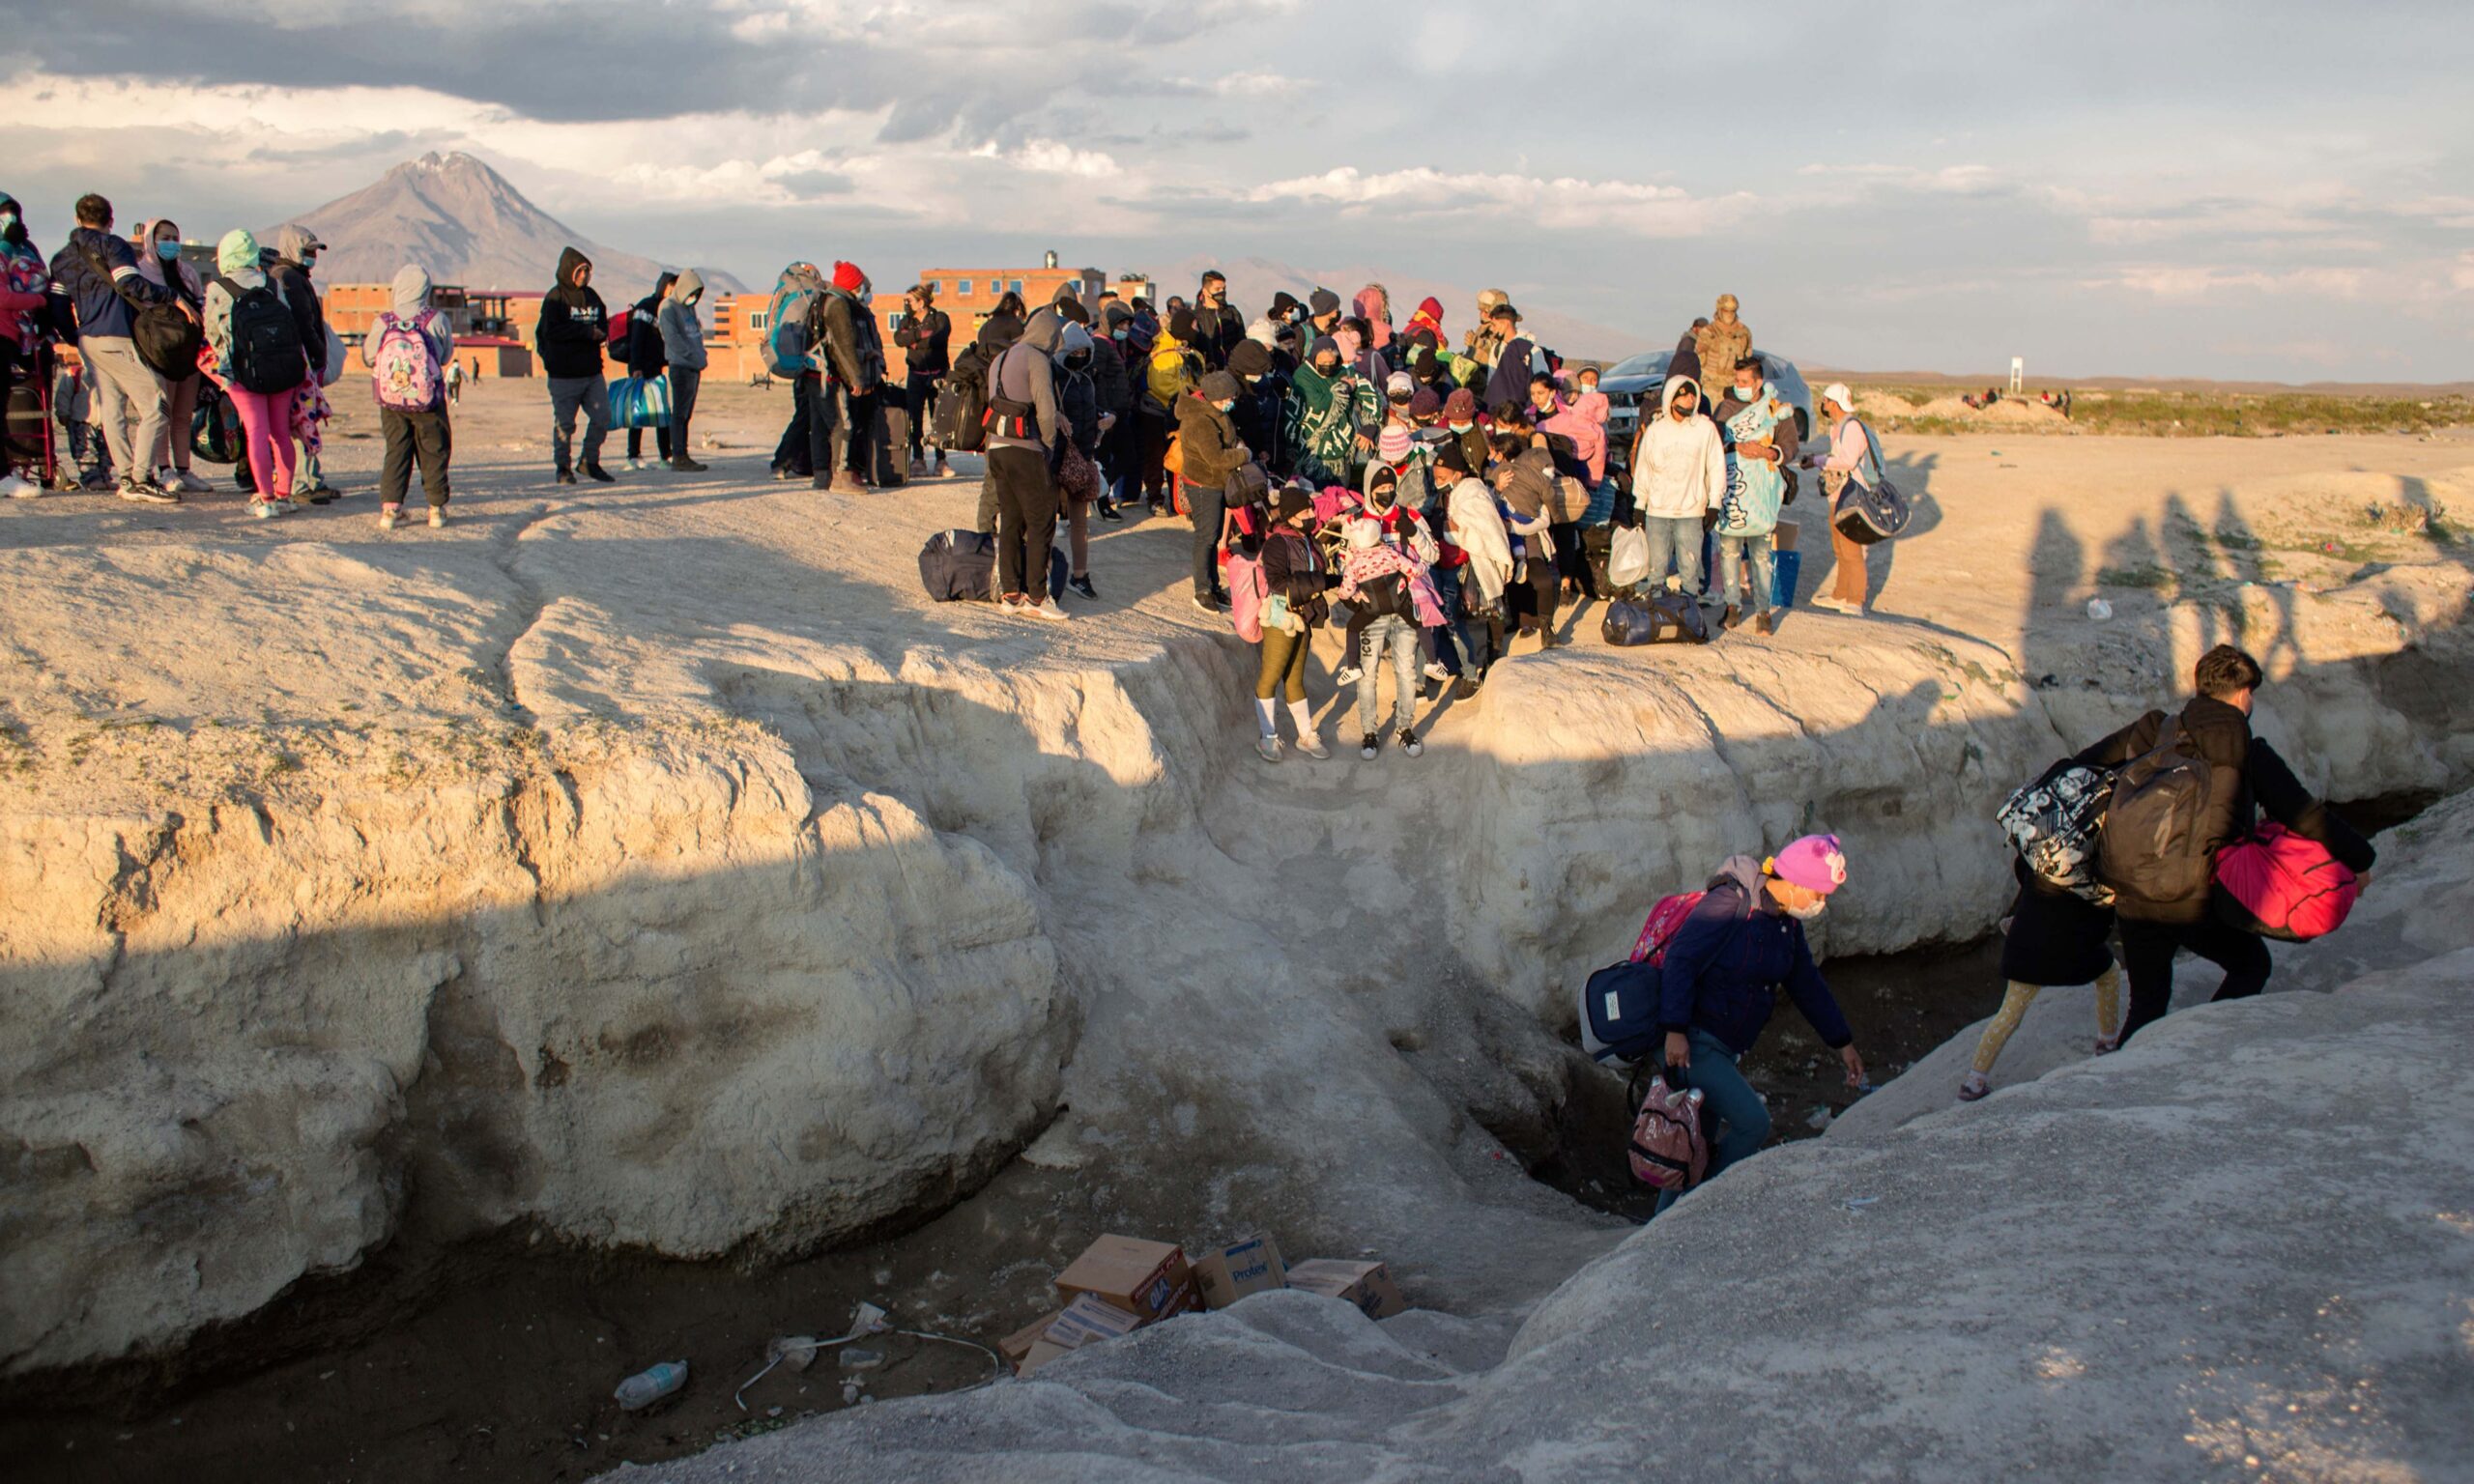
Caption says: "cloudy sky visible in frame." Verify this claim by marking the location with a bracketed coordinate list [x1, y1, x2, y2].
[4, 0, 2469, 381]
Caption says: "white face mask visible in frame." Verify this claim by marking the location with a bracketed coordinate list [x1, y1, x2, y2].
[1785, 899, 1827, 922]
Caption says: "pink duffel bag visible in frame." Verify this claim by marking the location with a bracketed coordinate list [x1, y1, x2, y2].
[2213, 821, 2360, 942]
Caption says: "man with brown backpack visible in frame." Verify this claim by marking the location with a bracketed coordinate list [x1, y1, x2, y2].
[2083, 644, 2375, 1045]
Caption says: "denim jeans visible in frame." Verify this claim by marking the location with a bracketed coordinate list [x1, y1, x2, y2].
[1427, 564, 1479, 674]
[547, 373, 610, 472]
[1652, 1028, 1772, 1216]
[1356, 614, 1420, 733]
[1715, 532, 1775, 614]
[1638, 515, 1703, 595]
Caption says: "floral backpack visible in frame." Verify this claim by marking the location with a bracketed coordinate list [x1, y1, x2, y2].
[1627, 1076, 1708, 1191]
[370, 311, 443, 413]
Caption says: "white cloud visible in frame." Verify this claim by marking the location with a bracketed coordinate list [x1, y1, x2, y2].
[1243, 167, 1752, 238]
[2099, 266, 2371, 301]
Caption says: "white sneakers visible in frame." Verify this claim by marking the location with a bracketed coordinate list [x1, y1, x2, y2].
[378, 507, 400, 531]
[0, 472, 37, 499]
[429, 506, 446, 528]
[1255, 734, 1282, 763]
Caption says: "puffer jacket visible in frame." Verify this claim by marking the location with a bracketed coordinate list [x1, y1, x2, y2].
[2077, 696, 2374, 924]
[1657, 855, 1854, 1057]
[894, 303, 951, 377]
[1174, 392, 1246, 491]
[266, 224, 329, 379]
[815, 288, 883, 391]
[51, 225, 163, 340]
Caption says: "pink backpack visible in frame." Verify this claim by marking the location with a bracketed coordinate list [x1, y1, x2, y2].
[1627, 1076, 1708, 1191]
[2214, 822, 2359, 942]
[1629, 891, 1706, 965]
[370, 311, 443, 413]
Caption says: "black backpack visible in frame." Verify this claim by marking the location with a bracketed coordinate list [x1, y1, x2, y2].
[78, 243, 202, 380]
[216, 276, 305, 395]
[2097, 719, 2219, 905]
[919, 528, 997, 602]
[935, 342, 992, 452]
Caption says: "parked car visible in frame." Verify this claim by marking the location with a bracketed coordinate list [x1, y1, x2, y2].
[1600, 350, 1813, 474]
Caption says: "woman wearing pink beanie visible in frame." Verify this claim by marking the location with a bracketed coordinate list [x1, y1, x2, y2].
[1647, 833, 1867, 1215]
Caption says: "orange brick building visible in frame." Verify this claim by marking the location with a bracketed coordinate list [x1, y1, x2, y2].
[704, 257, 1158, 384]
[325, 281, 536, 377]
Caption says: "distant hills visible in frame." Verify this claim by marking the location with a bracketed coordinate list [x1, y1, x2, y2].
[264, 153, 744, 300]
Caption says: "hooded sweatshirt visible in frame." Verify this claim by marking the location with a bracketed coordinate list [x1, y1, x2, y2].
[203, 229, 283, 382]
[1656, 854, 1852, 1057]
[132, 220, 203, 309]
[987, 306, 1063, 455]
[374, 265, 453, 404]
[266, 224, 329, 377]
[657, 269, 708, 371]
[535, 245, 608, 379]
[1352, 285, 1394, 351]
[1633, 375, 1726, 520]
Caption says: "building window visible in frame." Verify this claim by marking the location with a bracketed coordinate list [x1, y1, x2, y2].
[928, 279, 942, 300]
[1009, 278, 1023, 296]
[747, 310, 768, 331]
[957, 278, 971, 297]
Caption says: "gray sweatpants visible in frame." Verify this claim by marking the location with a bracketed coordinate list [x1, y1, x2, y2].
[82, 336, 168, 483]
[548, 374, 610, 472]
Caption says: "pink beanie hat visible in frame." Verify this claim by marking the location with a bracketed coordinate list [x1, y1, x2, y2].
[1771, 834, 1848, 895]
[1378, 424, 1412, 462]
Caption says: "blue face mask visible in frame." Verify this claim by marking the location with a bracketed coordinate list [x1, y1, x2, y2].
[156, 239, 180, 261]
[0, 212, 19, 232]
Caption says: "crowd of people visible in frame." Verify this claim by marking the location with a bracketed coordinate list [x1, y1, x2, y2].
[0, 192, 445, 522]
[0, 195, 2397, 1232]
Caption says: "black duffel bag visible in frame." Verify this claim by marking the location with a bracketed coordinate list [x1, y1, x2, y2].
[77, 243, 202, 380]
[1601, 590, 1712, 646]
[1831, 475, 1912, 546]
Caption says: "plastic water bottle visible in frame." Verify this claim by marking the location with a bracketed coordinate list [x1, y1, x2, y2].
[2086, 597, 2113, 621]
[615, 1359, 688, 1411]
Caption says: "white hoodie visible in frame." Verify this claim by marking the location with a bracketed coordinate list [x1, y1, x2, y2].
[1632, 374, 1726, 520]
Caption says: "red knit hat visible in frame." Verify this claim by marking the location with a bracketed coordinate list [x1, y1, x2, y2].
[832, 260, 865, 293]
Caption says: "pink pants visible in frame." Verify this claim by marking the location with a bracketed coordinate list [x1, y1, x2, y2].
[229, 385, 297, 500]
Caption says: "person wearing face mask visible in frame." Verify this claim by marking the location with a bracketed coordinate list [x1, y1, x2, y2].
[1305, 287, 1342, 343]
[264, 225, 339, 501]
[1175, 370, 1250, 613]
[1651, 834, 1866, 1214]
[1283, 335, 1376, 491]
[50, 193, 179, 503]
[893, 282, 952, 479]
[1627, 375, 1724, 598]
[1225, 337, 1287, 481]
[1441, 387, 1486, 475]
[1190, 271, 1245, 372]
[1253, 485, 1332, 762]
[201, 228, 303, 519]
[0, 191, 53, 497]
[1709, 357, 1798, 634]
[1094, 303, 1138, 515]
[655, 269, 709, 471]
[1052, 320, 1108, 599]
[131, 219, 209, 494]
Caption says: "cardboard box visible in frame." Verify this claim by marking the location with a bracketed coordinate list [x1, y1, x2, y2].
[1017, 1338, 1072, 1377]
[1043, 1294, 1143, 1350]
[1773, 519, 1800, 552]
[1192, 1233, 1288, 1310]
[1285, 1259, 1408, 1321]
[997, 1308, 1065, 1369]
[1054, 1235, 1194, 1324]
